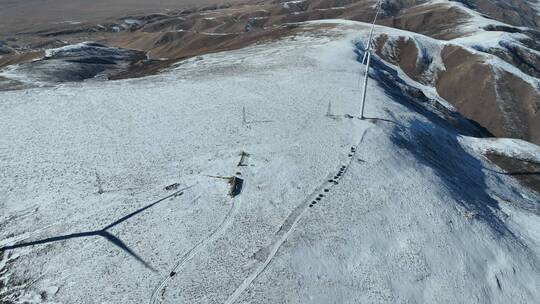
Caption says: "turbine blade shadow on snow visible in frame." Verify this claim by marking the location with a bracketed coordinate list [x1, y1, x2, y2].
[0, 230, 156, 272]
[0, 231, 98, 250]
[0, 186, 193, 271]
[97, 230, 157, 272]
[103, 186, 192, 230]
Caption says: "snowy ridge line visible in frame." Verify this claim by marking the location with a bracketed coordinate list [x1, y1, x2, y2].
[149, 196, 241, 304]
[173, 29, 242, 36]
[428, 0, 509, 31]
[340, 11, 540, 92]
[224, 127, 370, 304]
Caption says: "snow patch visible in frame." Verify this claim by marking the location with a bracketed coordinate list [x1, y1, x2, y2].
[283, 0, 305, 9]
[461, 137, 540, 163]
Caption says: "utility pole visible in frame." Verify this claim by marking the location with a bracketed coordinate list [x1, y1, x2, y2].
[326, 101, 332, 117]
[360, 0, 382, 119]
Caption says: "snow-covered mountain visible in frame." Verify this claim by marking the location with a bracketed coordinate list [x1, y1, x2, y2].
[1, 0, 539, 144]
[1, 20, 539, 304]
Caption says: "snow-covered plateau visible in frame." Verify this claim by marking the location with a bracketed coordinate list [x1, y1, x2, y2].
[1, 20, 539, 304]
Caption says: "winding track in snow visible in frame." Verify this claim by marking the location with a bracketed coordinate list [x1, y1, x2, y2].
[149, 196, 241, 304]
[224, 127, 370, 304]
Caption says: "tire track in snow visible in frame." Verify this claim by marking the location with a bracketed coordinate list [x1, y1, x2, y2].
[224, 128, 370, 304]
[149, 196, 241, 304]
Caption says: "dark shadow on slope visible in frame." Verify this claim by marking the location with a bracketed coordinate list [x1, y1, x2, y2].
[362, 116, 405, 128]
[389, 118, 513, 235]
[504, 172, 540, 176]
[353, 42, 515, 235]
[0, 186, 191, 271]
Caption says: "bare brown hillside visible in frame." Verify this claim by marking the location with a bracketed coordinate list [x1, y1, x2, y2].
[373, 33, 540, 145]
[0, 0, 253, 36]
[437, 45, 540, 144]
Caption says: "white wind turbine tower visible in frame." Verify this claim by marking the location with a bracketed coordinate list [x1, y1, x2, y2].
[360, 0, 383, 119]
